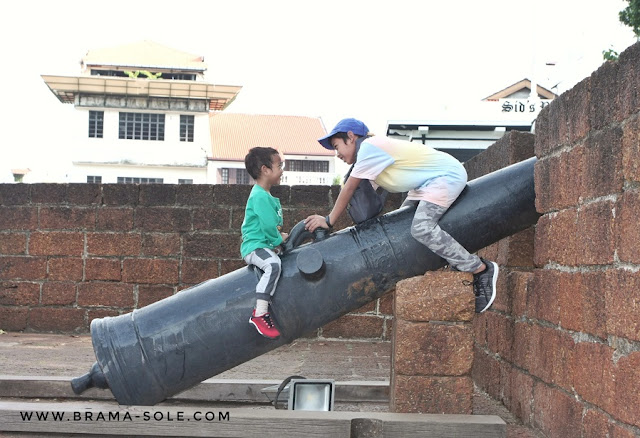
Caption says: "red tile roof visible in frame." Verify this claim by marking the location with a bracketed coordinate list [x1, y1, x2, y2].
[209, 113, 332, 161]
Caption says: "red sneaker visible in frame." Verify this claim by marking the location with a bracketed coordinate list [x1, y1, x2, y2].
[249, 310, 281, 339]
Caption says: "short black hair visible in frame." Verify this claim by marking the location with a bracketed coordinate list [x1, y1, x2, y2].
[244, 147, 279, 180]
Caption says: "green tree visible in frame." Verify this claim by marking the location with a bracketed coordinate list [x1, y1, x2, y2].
[620, 0, 640, 38]
[603, 0, 640, 61]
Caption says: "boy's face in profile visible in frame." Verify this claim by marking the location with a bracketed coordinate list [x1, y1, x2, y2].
[265, 154, 284, 185]
[330, 132, 357, 165]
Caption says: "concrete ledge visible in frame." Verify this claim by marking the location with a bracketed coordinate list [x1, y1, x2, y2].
[0, 401, 506, 437]
[0, 376, 389, 403]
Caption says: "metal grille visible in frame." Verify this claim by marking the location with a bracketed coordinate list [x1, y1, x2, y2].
[180, 115, 194, 142]
[118, 112, 165, 140]
[88, 111, 104, 138]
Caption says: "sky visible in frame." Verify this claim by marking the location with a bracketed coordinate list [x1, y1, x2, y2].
[0, 0, 636, 181]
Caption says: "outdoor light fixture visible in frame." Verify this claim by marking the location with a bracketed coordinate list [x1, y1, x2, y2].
[287, 379, 335, 411]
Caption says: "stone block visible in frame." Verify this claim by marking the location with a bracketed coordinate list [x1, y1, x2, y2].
[616, 189, 640, 264]
[569, 341, 614, 413]
[181, 259, 219, 284]
[395, 272, 473, 322]
[30, 184, 64, 204]
[77, 282, 134, 308]
[0, 207, 38, 231]
[612, 351, 640, 427]
[41, 282, 76, 306]
[534, 209, 578, 267]
[47, 257, 83, 281]
[393, 319, 473, 376]
[576, 200, 616, 266]
[213, 184, 251, 206]
[505, 366, 534, 426]
[485, 312, 514, 363]
[290, 186, 331, 208]
[96, 207, 134, 231]
[141, 233, 180, 256]
[87, 232, 142, 257]
[391, 375, 473, 414]
[557, 270, 607, 339]
[138, 184, 176, 206]
[192, 207, 232, 230]
[618, 41, 640, 119]
[66, 183, 102, 205]
[0, 282, 39, 306]
[85, 258, 122, 281]
[622, 115, 640, 183]
[582, 127, 624, 200]
[29, 232, 84, 256]
[526, 324, 575, 391]
[176, 184, 214, 206]
[0, 184, 30, 205]
[102, 184, 139, 206]
[606, 269, 640, 343]
[0, 307, 28, 330]
[135, 207, 192, 232]
[39, 207, 96, 231]
[122, 259, 179, 285]
[496, 227, 535, 268]
[183, 232, 241, 258]
[563, 76, 592, 144]
[0, 256, 47, 281]
[138, 285, 174, 308]
[28, 307, 85, 332]
[534, 146, 586, 212]
[322, 314, 384, 339]
[589, 58, 622, 130]
[0, 233, 27, 255]
[532, 382, 583, 438]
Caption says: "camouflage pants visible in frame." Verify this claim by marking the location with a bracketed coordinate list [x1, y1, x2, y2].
[403, 199, 483, 272]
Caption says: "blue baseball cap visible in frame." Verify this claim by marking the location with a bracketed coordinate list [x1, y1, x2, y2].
[318, 118, 370, 150]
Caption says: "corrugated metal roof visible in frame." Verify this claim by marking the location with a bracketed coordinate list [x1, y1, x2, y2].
[209, 113, 332, 160]
[82, 40, 207, 71]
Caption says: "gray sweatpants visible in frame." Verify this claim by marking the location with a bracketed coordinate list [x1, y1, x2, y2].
[403, 199, 483, 273]
[244, 248, 282, 302]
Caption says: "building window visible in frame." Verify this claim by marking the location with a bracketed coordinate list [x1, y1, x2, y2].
[87, 176, 102, 183]
[178, 179, 193, 184]
[220, 168, 253, 184]
[236, 169, 251, 185]
[118, 112, 165, 141]
[286, 160, 329, 172]
[89, 111, 104, 138]
[117, 177, 164, 184]
[180, 115, 194, 142]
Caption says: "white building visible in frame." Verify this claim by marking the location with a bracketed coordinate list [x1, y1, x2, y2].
[42, 41, 242, 184]
[386, 79, 557, 162]
[41, 41, 336, 185]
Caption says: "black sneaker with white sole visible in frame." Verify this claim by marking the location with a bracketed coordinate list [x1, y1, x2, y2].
[473, 258, 498, 313]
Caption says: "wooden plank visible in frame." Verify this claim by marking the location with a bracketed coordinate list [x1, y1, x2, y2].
[0, 401, 352, 437]
[0, 401, 505, 438]
[0, 376, 388, 403]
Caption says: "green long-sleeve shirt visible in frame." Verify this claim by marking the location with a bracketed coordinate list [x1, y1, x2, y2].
[240, 185, 284, 258]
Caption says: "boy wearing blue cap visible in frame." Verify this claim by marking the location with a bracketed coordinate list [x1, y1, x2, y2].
[304, 118, 498, 313]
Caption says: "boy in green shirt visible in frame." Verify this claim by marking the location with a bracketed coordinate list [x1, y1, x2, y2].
[241, 147, 288, 339]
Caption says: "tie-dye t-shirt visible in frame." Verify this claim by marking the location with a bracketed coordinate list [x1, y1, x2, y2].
[350, 136, 467, 206]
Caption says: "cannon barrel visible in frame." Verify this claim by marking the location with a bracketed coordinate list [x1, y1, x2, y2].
[72, 157, 539, 406]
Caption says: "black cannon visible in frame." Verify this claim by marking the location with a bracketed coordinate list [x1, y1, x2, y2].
[72, 157, 539, 406]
